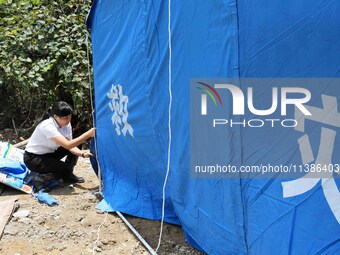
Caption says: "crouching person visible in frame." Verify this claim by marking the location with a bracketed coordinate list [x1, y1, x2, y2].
[24, 101, 95, 185]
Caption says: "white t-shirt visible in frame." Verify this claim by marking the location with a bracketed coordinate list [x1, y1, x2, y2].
[26, 117, 72, 155]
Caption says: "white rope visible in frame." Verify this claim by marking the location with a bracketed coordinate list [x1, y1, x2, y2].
[155, 0, 172, 252]
[92, 211, 109, 254]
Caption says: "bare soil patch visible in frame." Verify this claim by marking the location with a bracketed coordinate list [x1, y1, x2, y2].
[0, 154, 203, 254]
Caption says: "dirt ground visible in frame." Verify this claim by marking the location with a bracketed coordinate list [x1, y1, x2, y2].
[0, 157, 204, 255]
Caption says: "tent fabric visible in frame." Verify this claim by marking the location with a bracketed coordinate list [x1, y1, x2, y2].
[88, 0, 179, 224]
[238, 1, 340, 254]
[87, 1, 340, 254]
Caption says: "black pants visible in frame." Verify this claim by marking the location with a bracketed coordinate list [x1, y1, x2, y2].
[24, 147, 78, 181]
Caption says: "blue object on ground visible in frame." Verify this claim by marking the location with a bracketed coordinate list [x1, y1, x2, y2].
[36, 189, 59, 206]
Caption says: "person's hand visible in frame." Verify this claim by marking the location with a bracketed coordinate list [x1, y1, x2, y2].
[81, 150, 93, 158]
[87, 128, 96, 138]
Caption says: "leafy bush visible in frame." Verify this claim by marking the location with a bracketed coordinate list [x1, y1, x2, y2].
[0, 0, 93, 133]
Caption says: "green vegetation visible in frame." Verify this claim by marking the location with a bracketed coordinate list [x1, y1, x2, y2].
[0, 0, 93, 132]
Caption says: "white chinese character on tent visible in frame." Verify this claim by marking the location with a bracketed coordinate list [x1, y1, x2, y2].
[282, 95, 340, 223]
[107, 84, 134, 137]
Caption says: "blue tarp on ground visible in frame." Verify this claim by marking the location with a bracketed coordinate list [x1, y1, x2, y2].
[87, 1, 340, 254]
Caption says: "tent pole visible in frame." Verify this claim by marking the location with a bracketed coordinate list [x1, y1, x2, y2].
[116, 211, 157, 255]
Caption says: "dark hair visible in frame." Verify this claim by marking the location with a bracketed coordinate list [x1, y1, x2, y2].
[39, 101, 73, 123]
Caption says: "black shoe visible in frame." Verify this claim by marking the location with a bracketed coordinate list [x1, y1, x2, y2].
[32, 175, 47, 191]
[64, 174, 85, 184]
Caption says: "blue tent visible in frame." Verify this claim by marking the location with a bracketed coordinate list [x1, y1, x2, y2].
[87, 1, 340, 254]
